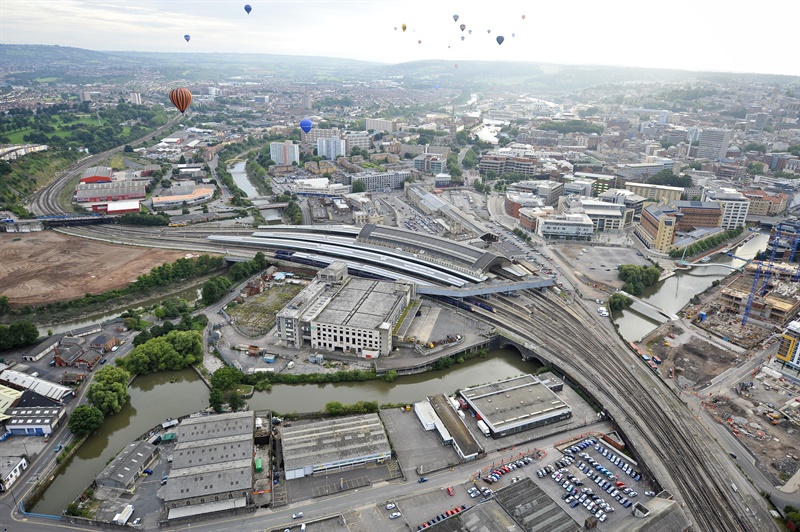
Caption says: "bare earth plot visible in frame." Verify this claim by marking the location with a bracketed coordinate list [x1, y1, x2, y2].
[0, 231, 190, 306]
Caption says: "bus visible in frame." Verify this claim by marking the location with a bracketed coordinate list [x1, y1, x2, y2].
[652, 356, 662, 365]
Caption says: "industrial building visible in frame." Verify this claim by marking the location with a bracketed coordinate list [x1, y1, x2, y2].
[80, 166, 113, 184]
[152, 186, 215, 210]
[459, 374, 572, 438]
[95, 440, 158, 490]
[164, 411, 255, 519]
[3, 389, 66, 436]
[0, 367, 74, 402]
[281, 413, 391, 479]
[276, 262, 413, 357]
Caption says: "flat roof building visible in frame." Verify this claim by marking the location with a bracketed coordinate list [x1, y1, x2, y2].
[152, 186, 214, 210]
[276, 262, 413, 357]
[177, 411, 254, 443]
[624, 182, 684, 204]
[95, 440, 158, 490]
[281, 413, 391, 479]
[172, 433, 253, 469]
[4, 390, 66, 436]
[459, 375, 572, 438]
[0, 369, 74, 402]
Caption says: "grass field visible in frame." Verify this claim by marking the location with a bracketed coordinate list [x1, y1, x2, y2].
[6, 115, 102, 144]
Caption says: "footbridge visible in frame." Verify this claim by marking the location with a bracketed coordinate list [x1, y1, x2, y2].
[618, 290, 679, 322]
[677, 260, 743, 271]
[417, 279, 554, 297]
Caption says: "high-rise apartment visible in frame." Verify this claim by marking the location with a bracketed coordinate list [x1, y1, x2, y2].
[269, 141, 299, 165]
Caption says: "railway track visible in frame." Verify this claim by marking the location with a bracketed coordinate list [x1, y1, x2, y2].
[58, 224, 764, 530]
[28, 115, 182, 217]
[475, 291, 756, 531]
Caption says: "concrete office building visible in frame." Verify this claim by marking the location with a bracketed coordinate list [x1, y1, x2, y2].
[344, 131, 371, 154]
[598, 189, 647, 219]
[698, 129, 733, 160]
[339, 171, 411, 192]
[459, 375, 572, 438]
[276, 263, 413, 357]
[536, 213, 594, 240]
[703, 188, 750, 229]
[635, 205, 677, 252]
[95, 440, 158, 490]
[281, 413, 391, 479]
[624, 183, 684, 204]
[270, 141, 299, 165]
[365, 118, 396, 133]
[317, 137, 346, 161]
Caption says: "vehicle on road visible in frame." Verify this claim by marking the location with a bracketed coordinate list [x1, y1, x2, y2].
[132, 518, 141, 526]
[729, 453, 737, 459]
[418, 477, 428, 483]
[55, 444, 62, 452]
[143, 469, 153, 475]
[292, 512, 303, 519]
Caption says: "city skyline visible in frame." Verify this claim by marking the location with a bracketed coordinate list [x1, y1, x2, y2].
[1, 0, 799, 77]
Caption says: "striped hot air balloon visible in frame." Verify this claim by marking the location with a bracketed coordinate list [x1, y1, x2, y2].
[169, 88, 193, 114]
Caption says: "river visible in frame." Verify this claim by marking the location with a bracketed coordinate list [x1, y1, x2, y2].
[614, 233, 769, 341]
[33, 348, 538, 514]
[229, 160, 259, 198]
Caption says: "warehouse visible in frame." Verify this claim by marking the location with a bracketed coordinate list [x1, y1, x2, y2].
[460, 374, 572, 438]
[164, 411, 255, 519]
[95, 440, 158, 490]
[281, 413, 391, 479]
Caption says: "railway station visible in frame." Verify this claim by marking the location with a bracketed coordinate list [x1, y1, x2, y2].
[460, 374, 573, 438]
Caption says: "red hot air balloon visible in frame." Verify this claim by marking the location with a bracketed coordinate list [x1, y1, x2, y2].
[169, 88, 192, 114]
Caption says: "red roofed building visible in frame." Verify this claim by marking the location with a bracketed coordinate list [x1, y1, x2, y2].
[80, 166, 113, 184]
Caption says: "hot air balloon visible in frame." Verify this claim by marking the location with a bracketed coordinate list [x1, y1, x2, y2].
[461, 36, 465, 41]
[402, 24, 407, 32]
[487, 29, 491, 34]
[434, 84, 440, 90]
[453, 14, 459, 22]
[522, 15, 526, 20]
[512, 33, 516, 37]
[244, 4, 251, 14]
[418, 40, 422, 44]
[460, 24, 466, 32]
[184, 34, 191, 43]
[454, 64, 459, 69]
[169, 88, 192, 114]
[299, 118, 313, 134]
[468, 29, 472, 34]
[394, 26, 397, 30]
[496, 35, 504, 45]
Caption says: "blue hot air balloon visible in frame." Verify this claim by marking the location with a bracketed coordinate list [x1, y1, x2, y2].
[244, 4, 252, 14]
[300, 118, 313, 134]
[434, 84, 440, 90]
[184, 34, 191, 43]
[496, 35, 505, 45]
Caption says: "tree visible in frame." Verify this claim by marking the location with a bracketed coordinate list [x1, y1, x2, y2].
[351, 179, 366, 193]
[123, 145, 134, 153]
[209, 389, 225, 412]
[210, 366, 244, 391]
[226, 391, 246, 412]
[68, 405, 104, 437]
[608, 293, 632, 311]
[178, 155, 186, 164]
[87, 366, 130, 416]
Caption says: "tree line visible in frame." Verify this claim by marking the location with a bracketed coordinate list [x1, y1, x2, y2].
[667, 227, 744, 259]
[0, 320, 39, 351]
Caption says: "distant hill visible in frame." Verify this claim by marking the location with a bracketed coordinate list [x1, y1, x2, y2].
[2, 44, 798, 89]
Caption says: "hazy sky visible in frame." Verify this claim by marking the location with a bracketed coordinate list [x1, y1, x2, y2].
[2, 0, 798, 76]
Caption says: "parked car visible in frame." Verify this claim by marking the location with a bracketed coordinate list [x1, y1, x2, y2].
[143, 469, 153, 475]
[386, 503, 396, 510]
[389, 512, 402, 519]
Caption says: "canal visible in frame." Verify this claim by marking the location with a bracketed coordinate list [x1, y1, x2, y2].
[229, 160, 259, 198]
[44, 285, 202, 336]
[614, 233, 769, 341]
[33, 348, 539, 514]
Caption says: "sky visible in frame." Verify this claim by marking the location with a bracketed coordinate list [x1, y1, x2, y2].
[1, 0, 799, 76]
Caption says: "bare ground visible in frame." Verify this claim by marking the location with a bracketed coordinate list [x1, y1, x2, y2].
[0, 231, 191, 307]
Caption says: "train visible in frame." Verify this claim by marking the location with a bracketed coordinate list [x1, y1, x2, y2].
[647, 360, 659, 372]
[464, 298, 497, 313]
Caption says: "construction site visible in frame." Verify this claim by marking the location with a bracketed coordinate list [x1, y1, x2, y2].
[703, 365, 800, 485]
